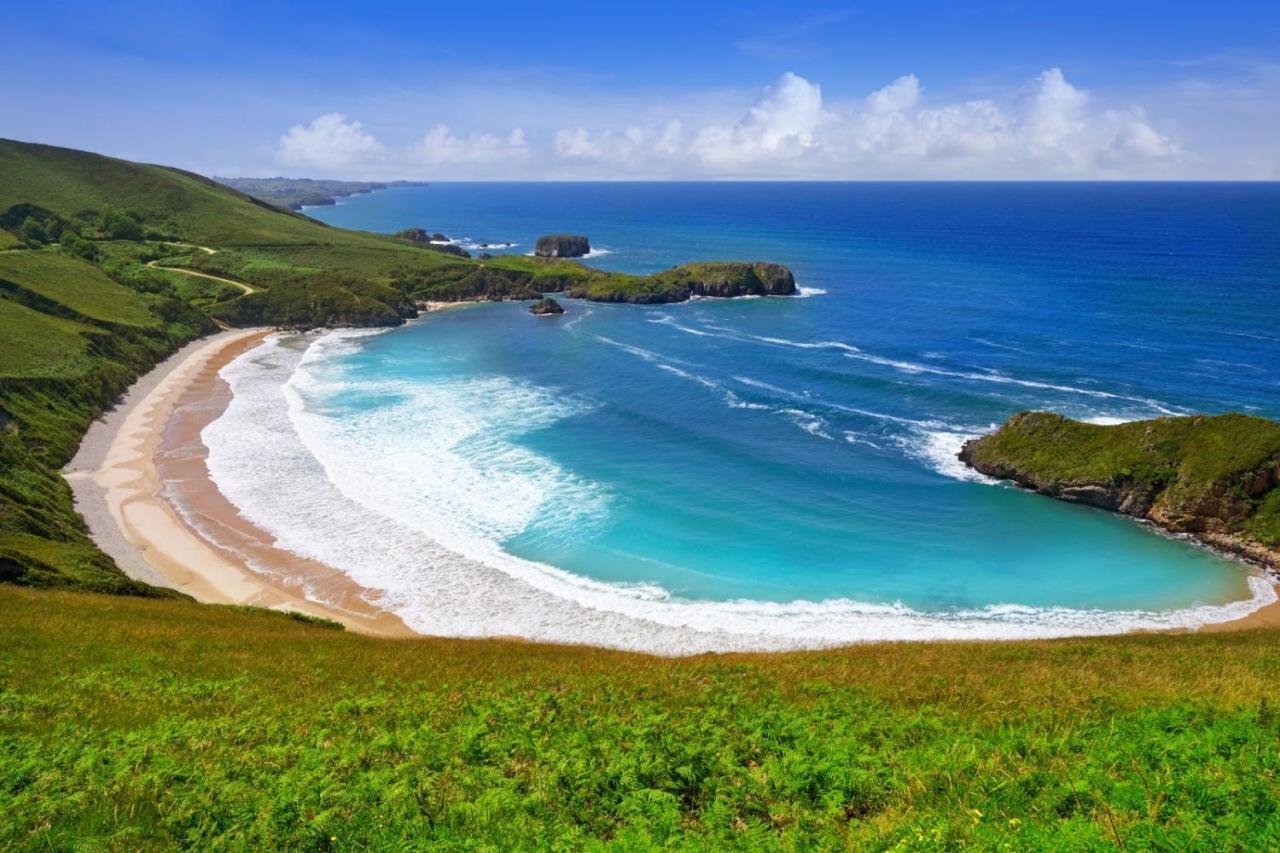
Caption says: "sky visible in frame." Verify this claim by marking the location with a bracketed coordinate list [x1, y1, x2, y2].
[6, 1, 1279, 180]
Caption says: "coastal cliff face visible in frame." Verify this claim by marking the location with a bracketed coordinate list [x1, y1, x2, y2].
[535, 234, 590, 258]
[397, 258, 799, 306]
[658, 262, 797, 298]
[959, 412, 1280, 568]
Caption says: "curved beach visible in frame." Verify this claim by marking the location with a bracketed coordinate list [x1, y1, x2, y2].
[63, 329, 414, 638]
[61, 326, 1280, 651]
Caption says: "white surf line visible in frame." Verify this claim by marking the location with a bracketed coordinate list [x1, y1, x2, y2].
[655, 315, 1183, 416]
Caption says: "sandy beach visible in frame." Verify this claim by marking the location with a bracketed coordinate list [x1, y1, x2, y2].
[64, 329, 415, 638]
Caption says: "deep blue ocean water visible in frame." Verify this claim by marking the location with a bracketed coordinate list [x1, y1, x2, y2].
[203, 184, 1280, 649]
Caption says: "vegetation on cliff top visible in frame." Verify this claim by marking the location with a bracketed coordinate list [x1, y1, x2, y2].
[961, 412, 1280, 551]
[4, 583, 1280, 849]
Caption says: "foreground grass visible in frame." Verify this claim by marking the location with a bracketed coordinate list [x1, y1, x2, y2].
[2, 586, 1279, 849]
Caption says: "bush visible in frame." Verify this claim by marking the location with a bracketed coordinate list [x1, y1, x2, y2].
[98, 208, 144, 241]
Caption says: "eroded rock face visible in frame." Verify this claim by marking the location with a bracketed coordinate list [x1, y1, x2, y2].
[666, 262, 797, 298]
[535, 234, 590, 258]
[529, 296, 565, 316]
[958, 411, 1280, 569]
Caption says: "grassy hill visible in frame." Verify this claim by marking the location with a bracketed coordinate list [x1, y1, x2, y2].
[4, 584, 1280, 849]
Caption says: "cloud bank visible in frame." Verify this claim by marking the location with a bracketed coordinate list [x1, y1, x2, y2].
[275, 69, 1182, 179]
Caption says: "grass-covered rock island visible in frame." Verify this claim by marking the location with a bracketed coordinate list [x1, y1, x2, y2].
[960, 412, 1280, 566]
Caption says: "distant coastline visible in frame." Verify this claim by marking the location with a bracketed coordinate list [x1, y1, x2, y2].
[215, 176, 429, 211]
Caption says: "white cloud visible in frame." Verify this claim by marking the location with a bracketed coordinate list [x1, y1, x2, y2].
[552, 68, 1181, 178]
[271, 69, 1183, 179]
[408, 125, 530, 165]
[554, 120, 683, 167]
[689, 72, 827, 168]
[866, 74, 921, 114]
[276, 113, 383, 169]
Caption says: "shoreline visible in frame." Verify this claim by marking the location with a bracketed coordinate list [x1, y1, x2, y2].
[64, 329, 415, 638]
[62, 327, 1279, 647]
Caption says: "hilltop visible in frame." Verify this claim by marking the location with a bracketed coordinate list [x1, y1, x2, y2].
[4, 583, 1280, 849]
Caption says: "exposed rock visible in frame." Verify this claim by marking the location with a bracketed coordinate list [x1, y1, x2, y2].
[535, 234, 590, 258]
[659, 262, 797, 298]
[529, 297, 565, 316]
[394, 228, 470, 258]
[394, 227, 432, 243]
[959, 411, 1280, 569]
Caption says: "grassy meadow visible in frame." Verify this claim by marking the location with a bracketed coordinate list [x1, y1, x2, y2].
[3, 584, 1280, 849]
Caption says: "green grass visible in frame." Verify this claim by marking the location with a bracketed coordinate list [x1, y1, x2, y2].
[0, 298, 93, 379]
[0, 249, 158, 327]
[966, 413, 1280, 486]
[2, 584, 1280, 849]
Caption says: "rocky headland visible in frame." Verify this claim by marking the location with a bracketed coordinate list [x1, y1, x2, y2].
[959, 412, 1280, 568]
[393, 228, 470, 257]
[392, 256, 798, 306]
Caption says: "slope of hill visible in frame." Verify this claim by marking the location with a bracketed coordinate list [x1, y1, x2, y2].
[3, 583, 1279, 849]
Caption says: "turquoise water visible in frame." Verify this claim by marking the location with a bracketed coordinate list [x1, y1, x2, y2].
[203, 184, 1280, 649]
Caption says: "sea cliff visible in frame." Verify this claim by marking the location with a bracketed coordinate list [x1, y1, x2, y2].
[960, 412, 1280, 568]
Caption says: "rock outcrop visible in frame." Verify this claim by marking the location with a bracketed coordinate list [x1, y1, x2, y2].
[660, 262, 797, 298]
[535, 234, 590, 258]
[959, 412, 1280, 568]
[529, 297, 565, 316]
[394, 228, 470, 257]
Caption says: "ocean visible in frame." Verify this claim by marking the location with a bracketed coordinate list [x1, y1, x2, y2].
[202, 183, 1280, 652]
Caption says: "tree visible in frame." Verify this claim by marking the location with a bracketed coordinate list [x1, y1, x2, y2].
[18, 216, 47, 247]
[98, 208, 144, 241]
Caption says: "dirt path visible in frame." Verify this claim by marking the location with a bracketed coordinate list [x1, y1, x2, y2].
[147, 260, 257, 294]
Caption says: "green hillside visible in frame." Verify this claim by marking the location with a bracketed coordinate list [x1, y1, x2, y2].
[0, 250, 158, 327]
[4, 584, 1280, 849]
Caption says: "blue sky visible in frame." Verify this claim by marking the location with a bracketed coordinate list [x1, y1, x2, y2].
[7, 1, 1278, 179]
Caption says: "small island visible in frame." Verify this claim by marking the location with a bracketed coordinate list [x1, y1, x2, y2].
[535, 234, 590, 258]
[960, 412, 1280, 567]
[529, 296, 565, 316]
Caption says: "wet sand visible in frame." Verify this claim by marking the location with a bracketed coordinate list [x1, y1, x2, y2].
[64, 329, 415, 638]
